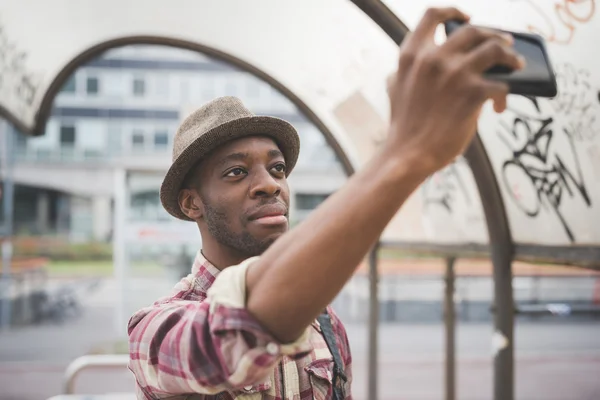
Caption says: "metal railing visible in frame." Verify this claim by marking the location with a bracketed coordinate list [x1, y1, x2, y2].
[63, 354, 131, 395]
[14, 146, 169, 164]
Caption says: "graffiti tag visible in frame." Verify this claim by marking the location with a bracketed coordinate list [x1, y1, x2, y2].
[422, 160, 472, 214]
[0, 19, 40, 115]
[550, 63, 600, 141]
[516, 0, 596, 45]
[498, 97, 592, 242]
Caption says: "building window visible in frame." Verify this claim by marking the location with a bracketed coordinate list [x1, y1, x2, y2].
[86, 77, 99, 94]
[154, 131, 169, 149]
[296, 194, 329, 210]
[133, 78, 146, 96]
[61, 76, 77, 93]
[131, 130, 145, 149]
[60, 125, 76, 145]
[130, 190, 161, 221]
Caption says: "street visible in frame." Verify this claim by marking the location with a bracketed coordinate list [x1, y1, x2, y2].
[0, 279, 599, 400]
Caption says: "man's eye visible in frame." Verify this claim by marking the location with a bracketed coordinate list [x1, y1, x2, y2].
[226, 168, 246, 177]
[272, 164, 286, 173]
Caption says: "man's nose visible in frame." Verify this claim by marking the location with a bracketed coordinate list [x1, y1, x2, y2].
[249, 168, 281, 198]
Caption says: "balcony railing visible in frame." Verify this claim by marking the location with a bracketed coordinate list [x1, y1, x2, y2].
[14, 146, 170, 165]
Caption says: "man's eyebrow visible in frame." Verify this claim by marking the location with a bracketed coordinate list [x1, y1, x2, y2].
[268, 149, 284, 159]
[218, 149, 284, 167]
[218, 152, 249, 167]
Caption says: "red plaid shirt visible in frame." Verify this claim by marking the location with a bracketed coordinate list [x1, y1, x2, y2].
[128, 252, 353, 399]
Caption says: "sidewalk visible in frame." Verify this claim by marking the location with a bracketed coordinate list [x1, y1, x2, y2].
[356, 257, 600, 277]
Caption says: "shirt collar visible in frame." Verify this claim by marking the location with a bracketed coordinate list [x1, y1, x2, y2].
[191, 251, 221, 295]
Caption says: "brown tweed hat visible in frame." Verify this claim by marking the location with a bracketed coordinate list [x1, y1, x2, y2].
[160, 96, 300, 221]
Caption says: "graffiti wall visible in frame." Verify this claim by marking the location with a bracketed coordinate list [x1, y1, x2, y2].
[472, 0, 599, 245]
[1, 0, 598, 247]
[471, 0, 599, 245]
[0, 16, 41, 126]
[480, 63, 600, 244]
[378, 0, 600, 246]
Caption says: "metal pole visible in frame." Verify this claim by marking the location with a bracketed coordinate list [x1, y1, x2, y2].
[492, 254, 514, 400]
[1, 121, 14, 330]
[112, 168, 128, 337]
[464, 137, 515, 400]
[444, 257, 456, 400]
[368, 243, 380, 400]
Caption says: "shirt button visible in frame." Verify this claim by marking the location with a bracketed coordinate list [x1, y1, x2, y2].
[266, 342, 279, 355]
[244, 385, 253, 391]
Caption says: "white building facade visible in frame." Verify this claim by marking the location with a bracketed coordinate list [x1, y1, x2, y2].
[11, 45, 346, 243]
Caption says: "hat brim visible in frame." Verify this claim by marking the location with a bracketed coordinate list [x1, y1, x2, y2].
[160, 115, 300, 221]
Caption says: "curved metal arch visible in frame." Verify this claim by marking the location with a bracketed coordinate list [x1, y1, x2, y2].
[0, 5, 518, 400]
[351, 2, 516, 400]
[0, 35, 356, 177]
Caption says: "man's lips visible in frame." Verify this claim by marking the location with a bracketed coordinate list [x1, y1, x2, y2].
[248, 204, 288, 224]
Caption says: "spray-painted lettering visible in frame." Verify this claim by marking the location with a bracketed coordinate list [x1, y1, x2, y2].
[550, 63, 600, 141]
[0, 19, 40, 116]
[517, 0, 596, 45]
[498, 97, 592, 242]
[422, 160, 472, 214]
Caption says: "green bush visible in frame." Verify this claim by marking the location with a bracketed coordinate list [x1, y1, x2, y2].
[12, 236, 112, 261]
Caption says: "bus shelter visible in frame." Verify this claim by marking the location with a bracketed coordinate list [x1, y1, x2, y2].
[1, 1, 599, 399]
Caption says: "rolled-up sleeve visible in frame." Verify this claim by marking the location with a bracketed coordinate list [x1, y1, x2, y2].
[128, 256, 312, 398]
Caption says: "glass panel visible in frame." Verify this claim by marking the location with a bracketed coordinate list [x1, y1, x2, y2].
[59, 125, 76, 145]
[61, 75, 77, 93]
[133, 77, 146, 96]
[86, 76, 99, 94]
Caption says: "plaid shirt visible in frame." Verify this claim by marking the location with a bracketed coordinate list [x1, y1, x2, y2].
[128, 252, 353, 399]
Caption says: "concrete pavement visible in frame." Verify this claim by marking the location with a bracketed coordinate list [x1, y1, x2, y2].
[0, 277, 599, 400]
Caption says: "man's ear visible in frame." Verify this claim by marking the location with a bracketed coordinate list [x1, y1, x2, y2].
[178, 188, 204, 220]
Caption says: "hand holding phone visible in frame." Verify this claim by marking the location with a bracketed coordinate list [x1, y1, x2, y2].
[444, 19, 557, 97]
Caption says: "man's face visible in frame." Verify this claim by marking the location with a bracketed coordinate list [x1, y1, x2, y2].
[182, 136, 290, 257]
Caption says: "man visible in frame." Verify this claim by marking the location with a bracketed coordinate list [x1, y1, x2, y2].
[128, 8, 524, 399]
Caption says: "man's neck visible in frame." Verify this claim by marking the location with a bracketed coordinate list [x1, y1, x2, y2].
[200, 245, 249, 270]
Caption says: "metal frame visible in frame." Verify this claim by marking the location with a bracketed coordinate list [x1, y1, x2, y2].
[444, 257, 457, 400]
[367, 244, 380, 400]
[378, 241, 600, 270]
[0, 36, 355, 178]
[63, 354, 130, 394]
[1, 120, 15, 331]
[351, 3, 599, 400]
[464, 136, 516, 400]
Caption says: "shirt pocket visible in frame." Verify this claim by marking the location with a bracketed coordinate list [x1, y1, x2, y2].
[229, 378, 272, 400]
[305, 358, 335, 400]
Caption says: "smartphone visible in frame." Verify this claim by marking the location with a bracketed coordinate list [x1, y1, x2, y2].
[444, 20, 557, 98]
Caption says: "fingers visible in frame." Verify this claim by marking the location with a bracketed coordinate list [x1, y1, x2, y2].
[480, 79, 510, 113]
[411, 7, 469, 43]
[386, 72, 396, 95]
[442, 24, 513, 53]
[465, 38, 526, 73]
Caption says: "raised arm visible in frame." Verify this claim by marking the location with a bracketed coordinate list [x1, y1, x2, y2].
[246, 7, 524, 343]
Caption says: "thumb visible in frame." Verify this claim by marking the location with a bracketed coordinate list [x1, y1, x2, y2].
[482, 80, 510, 113]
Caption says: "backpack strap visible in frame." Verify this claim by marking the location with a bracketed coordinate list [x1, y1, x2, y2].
[317, 309, 347, 400]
